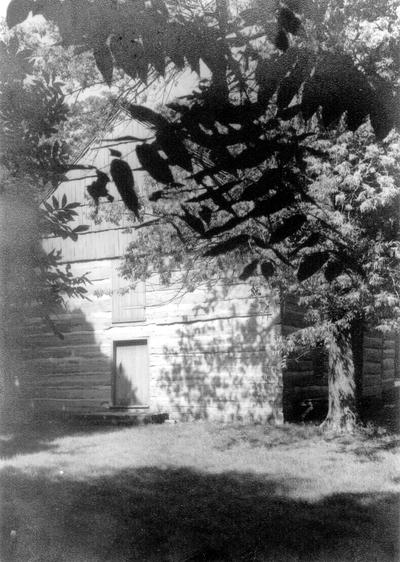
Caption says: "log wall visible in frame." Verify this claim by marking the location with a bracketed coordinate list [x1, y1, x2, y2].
[20, 259, 283, 423]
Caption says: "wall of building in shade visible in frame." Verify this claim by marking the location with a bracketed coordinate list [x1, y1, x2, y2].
[280, 295, 399, 420]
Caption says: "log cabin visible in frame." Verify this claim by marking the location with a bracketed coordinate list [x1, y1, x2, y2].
[14, 117, 400, 423]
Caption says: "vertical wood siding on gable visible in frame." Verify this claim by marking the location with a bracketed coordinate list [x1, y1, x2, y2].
[42, 228, 135, 262]
[42, 118, 150, 263]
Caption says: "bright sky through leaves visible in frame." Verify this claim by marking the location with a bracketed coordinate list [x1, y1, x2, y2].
[0, 0, 9, 19]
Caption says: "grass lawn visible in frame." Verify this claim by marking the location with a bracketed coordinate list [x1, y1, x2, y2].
[0, 420, 399, 562]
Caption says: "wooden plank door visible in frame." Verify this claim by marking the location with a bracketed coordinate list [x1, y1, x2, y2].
[114, 341, 149, 407]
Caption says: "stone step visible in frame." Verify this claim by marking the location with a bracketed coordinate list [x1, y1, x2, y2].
[33, 409, 169, 426]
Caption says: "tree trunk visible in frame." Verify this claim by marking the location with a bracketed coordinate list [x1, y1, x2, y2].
[321, 329, 358, 433]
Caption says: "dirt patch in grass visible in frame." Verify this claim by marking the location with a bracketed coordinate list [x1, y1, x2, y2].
[0, 421, 399, 561]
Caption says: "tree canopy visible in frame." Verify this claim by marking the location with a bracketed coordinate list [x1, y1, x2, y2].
[11, 0, 399, 264]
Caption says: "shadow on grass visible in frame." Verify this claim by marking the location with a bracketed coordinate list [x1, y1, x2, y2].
[1, 466, 398, 562]
[0, 419, 120, 460]
[209, 422, 400, 465]
[210, 422, 325, 452]
[334, 433, 400, 462]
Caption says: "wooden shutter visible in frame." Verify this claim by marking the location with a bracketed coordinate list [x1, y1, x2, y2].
[112, 267, 145, 323]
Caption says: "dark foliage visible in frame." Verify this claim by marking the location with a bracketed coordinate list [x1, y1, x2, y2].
[136, 143, 178, 186]
[269, 214, 307, 244]
[260, 260, 275, 279]
[7, 1, 400, 306]
[204, 234, 255, 256]
[110, 156, 141, 219]
[86, 169, 113, 211]
[239, 259, 259, 280]
[156, 128, 193, 172]
[278, 6, 301, 34]
[181, 206, 205, 235]
[120, 102, 169, 130]
[297, 251, 330, 281]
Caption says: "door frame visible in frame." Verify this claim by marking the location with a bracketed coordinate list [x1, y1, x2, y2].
[111, 338, 150, 409]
